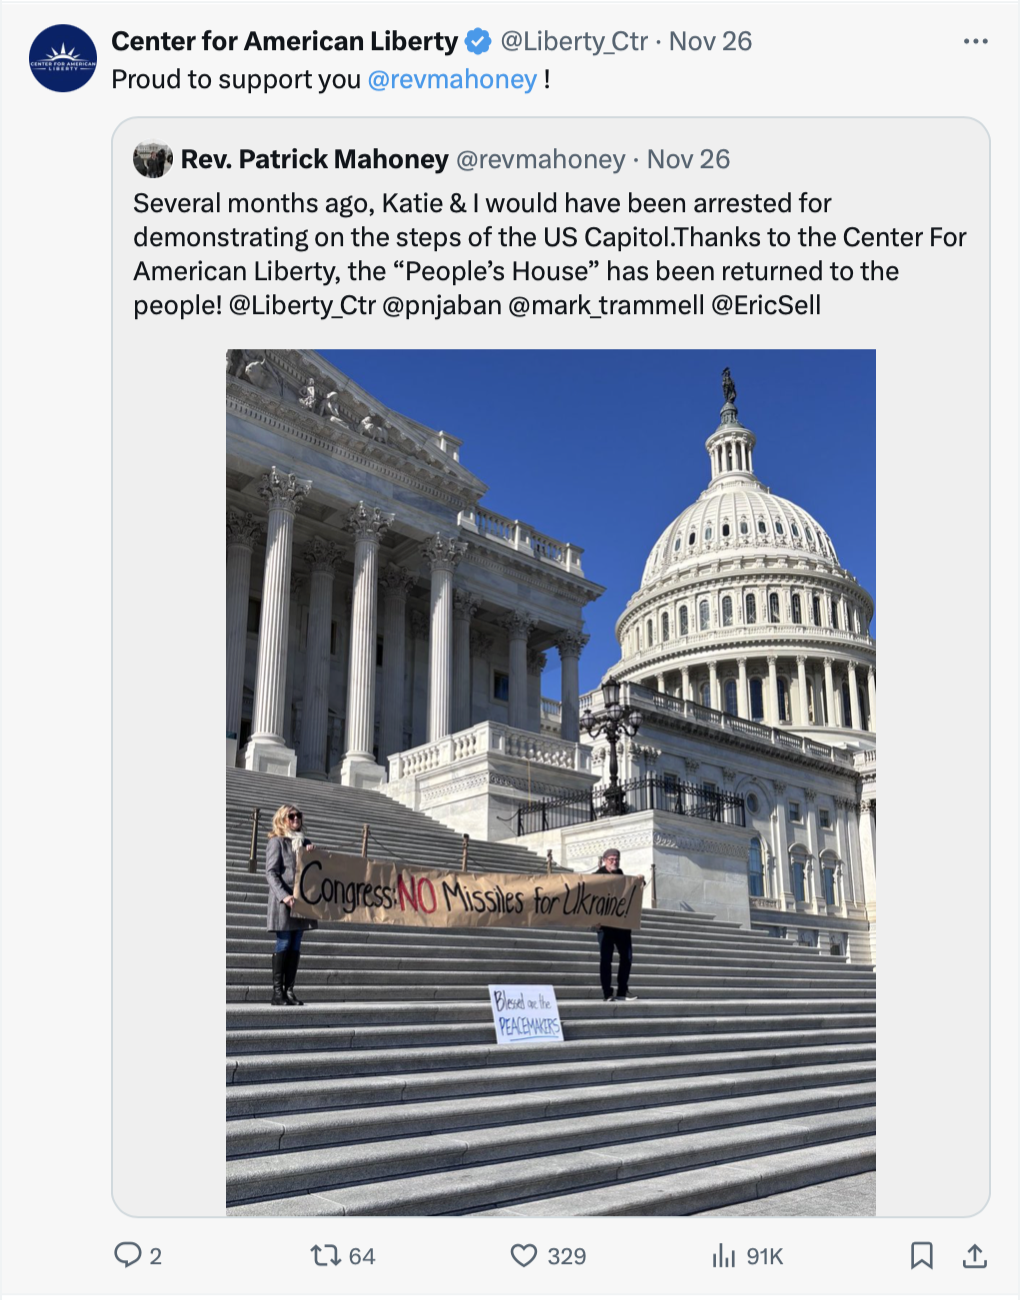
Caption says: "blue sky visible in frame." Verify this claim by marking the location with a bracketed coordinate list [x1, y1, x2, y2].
[318, 350, 876, 700]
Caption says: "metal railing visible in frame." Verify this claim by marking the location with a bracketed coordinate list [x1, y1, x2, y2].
[512, 776, 745, 836]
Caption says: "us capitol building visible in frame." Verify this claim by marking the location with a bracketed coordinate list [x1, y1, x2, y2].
[227, 351, 876, 963]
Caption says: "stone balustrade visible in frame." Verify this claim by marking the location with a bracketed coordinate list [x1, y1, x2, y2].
[577, 682, 857, 769]
[388, 719, 592, 782]
[459, 507, 584, 574]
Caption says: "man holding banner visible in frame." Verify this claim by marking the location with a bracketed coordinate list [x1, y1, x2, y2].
[594, 848, 638, 1003]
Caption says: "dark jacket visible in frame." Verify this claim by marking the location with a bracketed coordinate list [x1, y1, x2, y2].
[265, 836, 319, 933]
[593, 863, 629, 931]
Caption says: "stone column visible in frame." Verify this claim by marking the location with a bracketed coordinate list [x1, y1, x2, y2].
[328, 589, 351, 774]
[771, 780, 790, 903]
[866, 666, 877, 732]
[823, 658, 838, 727]
[797, 655, 809, 725]
[422, 534, 468, 742]
[297, 540, 344, 778]
[501, 611, 535, 730]
[244, 468, 311, 775]
[767, 655, 780, 724]
[378, 563, 415, 769]
[707, 660, 720, 711]
[556, 630, 589, 741]
[528, 650, 547, 734]
[341, 501, 394, 788]
[226, 510, 261, 763]
[736, 658, 750, 719]
[846, 660, 860, 729]
[452, 590, 479, 733]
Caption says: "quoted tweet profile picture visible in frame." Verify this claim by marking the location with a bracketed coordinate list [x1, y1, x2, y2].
[29, 24, 97, 91]
[133, 140, 174, 178]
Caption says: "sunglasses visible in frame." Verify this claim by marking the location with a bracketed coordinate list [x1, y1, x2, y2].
[287, 812, 302, 821]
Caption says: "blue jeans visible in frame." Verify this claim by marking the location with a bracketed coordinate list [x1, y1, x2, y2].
[274, 930, 304, 955]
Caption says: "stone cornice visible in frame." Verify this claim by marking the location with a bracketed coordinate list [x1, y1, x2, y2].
[463, 541, 604, 607]
[228, 380, 476, 514]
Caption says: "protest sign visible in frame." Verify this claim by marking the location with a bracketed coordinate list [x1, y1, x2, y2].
[488, 985, 564, 1045]
[290, 850, 643, 930]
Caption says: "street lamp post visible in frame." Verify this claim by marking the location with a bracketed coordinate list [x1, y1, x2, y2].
[581, 678, 643, 817]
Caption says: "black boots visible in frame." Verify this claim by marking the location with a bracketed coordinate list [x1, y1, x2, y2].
[270, 952, 288, 1006]
[283, 949, 304, 1006]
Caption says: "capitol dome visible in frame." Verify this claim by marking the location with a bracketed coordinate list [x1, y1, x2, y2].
[614, 370, 876, 742]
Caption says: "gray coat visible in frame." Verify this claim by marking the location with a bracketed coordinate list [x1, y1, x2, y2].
[265, 836, 319, 933]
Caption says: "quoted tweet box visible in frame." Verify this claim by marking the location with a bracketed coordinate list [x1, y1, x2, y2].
[111, 116, 988, 1223]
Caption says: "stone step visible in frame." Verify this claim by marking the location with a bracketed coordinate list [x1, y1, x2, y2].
[227, 1055, 876, 1121]
[226, 1109, 875, 1212]
[225, 934, 862, 973]
[225, 997, 876, 1029]
[227, 1073, 875, 1155]
[228, 1035, 877, 1087]
[224, 936, 870, 979]
[222, 903, 845, 961]
[227, 1011, 876, 1057]
[474, 1136, 877, 1218]
[225, 977, 877, 1002]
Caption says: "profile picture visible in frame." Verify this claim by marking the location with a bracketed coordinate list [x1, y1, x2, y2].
[132, 139, 173, 178]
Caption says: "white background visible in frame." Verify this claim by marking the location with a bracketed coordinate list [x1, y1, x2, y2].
[1, 1, 1020, 1296]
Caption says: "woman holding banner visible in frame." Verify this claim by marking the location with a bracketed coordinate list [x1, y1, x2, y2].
[265, 804, 318, 1006]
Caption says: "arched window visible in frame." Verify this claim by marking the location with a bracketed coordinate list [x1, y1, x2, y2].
[745, 592, 757, 624]
[721, 595, 733, 627]
[726, 445, 733, 469]
[769, 592, 780, 624]
[660, 611, 670, 642]
[646, 619, 653, 647]
[748, 837, 765, 897]
[749, 677, 764, 721]
[858, 685, 870, 731]
[791, 522, 800, 537]
[673, 537, 681, 552]
[679, 605, 688, 636]
[724, 679, 738, 716]
[844, 603, 853, 632]
[700, 681, 711, 708]
[757, 519, 767, 535]
[722, 521, 731, 537]
[790, 850, 808, 902]
[699, 599, 710, 631]
[777, 677, 790, 723]
[791, 592, 802, 623]
[774, 520, 785, 535]
[812, 596, 822, 626]
[688, 530, 696, 546]
[830, 600, 839, 629]
[635, 626, 641, 650]
[740, 518, 749, 535]
[703, 525, 713, 542]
